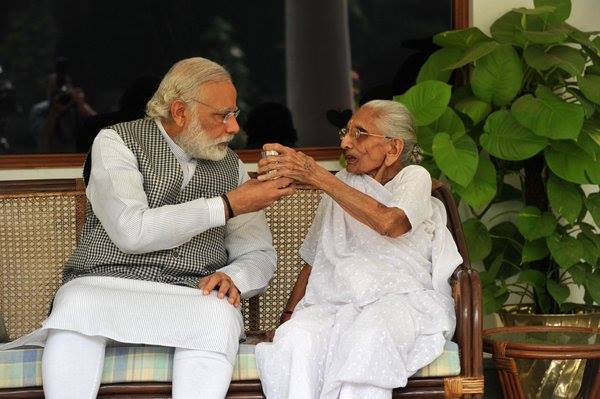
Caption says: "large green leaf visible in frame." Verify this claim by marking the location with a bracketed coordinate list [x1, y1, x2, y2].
[486, 222, 525, 281]
[586, 192, 600, 228]
[454, 97, 492, 125]
[522, 26, 569, 44]
[546, 233, 584, 269]
[417, 47, 464, 83]
[482, 254, 503, 286]
[548, 46, 587, 76]
[471, 45, 523, 106]
[524, 45, 586, 76]
[569, 88, 597, 119]
[516, 206, 557, 241]
[524, 46, 554, 71]
[416, 126, 435, 155]
[567, 25, 600, 57]
[547, 174, 582, 224]
[569, 263, 588, 286]
[534, 0, 572, 22]
[481, 110, 548, 160]
[579, 75, 600, 105]
[445, 41, 500, 70]
[432, 133, 479, 187]
[454, 156, 497, 209]
[578, 232, 600, 266]
[394, 81, 452, 126]
[429, 107, 465, 137]
[490, 11, 528, 46]
[578, 118, 600, 159]
[463, 218, 492, 262]
[511, 94, 584, 140]
[483, 286, 510, 314]
[416, 107, 465, 155]
[535, 85, 561, 101]
[517, 269, 547, 290]
[585, 272, 600, 304]
[433, 27, 491, 48]
[522, 239, 550, 263]
[546, 280, 570, 305]
[513, 6, 556, 15]
[545, 141, 600, 184]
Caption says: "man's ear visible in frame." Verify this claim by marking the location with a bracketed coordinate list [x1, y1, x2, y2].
[170, 100, 188, 127]
[384, 139, 404, 166]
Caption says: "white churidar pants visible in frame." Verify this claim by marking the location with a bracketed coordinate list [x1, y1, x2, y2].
[42, 329, 233, 399]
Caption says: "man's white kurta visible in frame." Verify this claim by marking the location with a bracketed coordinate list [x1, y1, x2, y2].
[256, 166, 462, 398]
[1, 120, 276, 364]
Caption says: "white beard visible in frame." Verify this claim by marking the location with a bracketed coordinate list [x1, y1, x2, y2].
[174, 114, 231, 161]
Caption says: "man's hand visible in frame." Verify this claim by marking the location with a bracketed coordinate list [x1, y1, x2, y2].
[226, 177, 295, 216]
[198, 272, 241, 308]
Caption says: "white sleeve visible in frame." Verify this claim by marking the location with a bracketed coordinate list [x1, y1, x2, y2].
[86, 129, 227, 254]
[388, 165, 432, 230]
[219, 162, 277, 298]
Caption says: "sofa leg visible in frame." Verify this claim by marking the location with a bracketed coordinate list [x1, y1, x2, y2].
[443, 376, 484, 398]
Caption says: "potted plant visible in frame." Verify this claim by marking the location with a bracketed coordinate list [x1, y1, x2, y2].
[394, 0, 600, 317]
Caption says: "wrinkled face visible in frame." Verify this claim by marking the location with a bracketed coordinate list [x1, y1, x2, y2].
[176, 80, 240, 161]
[341, 107, 392, 177]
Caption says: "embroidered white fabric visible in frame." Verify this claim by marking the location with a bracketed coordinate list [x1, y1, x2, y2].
[255, 166, 462, 398]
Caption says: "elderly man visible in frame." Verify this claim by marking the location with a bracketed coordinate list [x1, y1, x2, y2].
[4, 57, 294, 399]
[255, 100, 462, 399]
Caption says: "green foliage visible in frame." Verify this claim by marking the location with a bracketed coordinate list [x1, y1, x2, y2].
[395, 0, 600, 314]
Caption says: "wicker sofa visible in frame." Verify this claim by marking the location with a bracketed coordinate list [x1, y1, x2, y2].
[0, 178, 483, 398]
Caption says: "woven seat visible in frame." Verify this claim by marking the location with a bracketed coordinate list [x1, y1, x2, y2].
[0, 179, 483, 398]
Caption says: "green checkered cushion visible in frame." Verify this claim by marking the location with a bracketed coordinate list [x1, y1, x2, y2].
[0, 341, 459, 388]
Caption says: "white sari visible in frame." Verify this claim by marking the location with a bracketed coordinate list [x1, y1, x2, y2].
[255, 166, 462, 398]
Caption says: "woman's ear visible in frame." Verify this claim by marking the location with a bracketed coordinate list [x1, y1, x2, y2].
[170, 100, 188, 127]
[384, 139, 404, 166]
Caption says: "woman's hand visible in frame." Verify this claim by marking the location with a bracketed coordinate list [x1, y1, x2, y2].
[257, 143, 323, 186]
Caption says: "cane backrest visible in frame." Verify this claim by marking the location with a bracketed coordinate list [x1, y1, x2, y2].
[0, 190, 86, 340]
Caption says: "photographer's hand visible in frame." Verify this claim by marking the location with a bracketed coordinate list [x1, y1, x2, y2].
[72, 87, 97, 117]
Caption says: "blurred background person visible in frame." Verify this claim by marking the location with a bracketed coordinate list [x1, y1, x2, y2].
[29, 57, 96, 153]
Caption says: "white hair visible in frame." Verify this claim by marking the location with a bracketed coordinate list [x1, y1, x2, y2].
[146, 57, 231, 120]
[361, 99, 420, 164]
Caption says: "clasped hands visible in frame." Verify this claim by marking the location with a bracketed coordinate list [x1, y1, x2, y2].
[257, 143, 321, 186]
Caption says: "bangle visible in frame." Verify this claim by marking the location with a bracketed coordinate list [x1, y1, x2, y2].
[221, 194, 235, 218]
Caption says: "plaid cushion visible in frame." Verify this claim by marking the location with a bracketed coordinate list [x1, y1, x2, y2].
[0, 341, 459, 389]
[413, 340, 460, 378]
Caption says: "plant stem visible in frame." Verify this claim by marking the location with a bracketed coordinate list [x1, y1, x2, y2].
[486, 210, 519, 224]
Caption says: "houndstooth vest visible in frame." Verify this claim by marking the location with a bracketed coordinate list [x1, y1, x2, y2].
[63, 118, 239, 288]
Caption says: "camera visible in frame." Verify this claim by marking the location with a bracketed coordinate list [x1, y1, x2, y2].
[54, 84, 72, 106]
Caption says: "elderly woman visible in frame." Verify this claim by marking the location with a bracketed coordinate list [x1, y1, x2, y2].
[254, 100, 463, 399]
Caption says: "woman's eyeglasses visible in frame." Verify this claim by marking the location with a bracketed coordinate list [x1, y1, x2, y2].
[338, 127, 390, 140]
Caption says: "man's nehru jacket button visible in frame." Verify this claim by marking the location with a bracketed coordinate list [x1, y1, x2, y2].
[171, 249, 179, 258]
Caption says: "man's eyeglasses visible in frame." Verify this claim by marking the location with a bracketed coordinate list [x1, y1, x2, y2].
[188, 99, 240, 124]
[338, 127, 390, 141]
